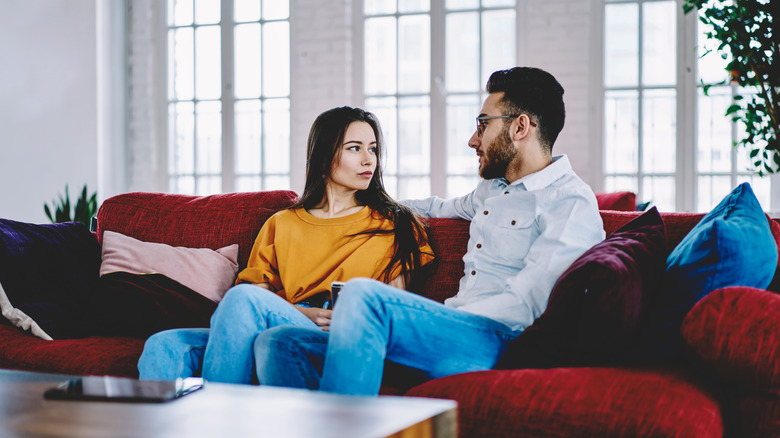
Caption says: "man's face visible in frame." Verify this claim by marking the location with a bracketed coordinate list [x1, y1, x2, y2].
[470, 92, 517, 179]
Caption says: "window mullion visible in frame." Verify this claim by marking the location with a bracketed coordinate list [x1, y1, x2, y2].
[637, 2, 645, 202]
[678, 6, 697, 211]
[221, 0, 235, 193]
[430, 1, 445, 196]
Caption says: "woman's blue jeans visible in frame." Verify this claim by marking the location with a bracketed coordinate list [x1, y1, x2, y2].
[137, 283, 319, 383]
[255, 278, 522, 395]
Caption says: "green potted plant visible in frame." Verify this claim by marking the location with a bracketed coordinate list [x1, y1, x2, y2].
[683, 0, 777, 174]
[44, 184, 98, 228]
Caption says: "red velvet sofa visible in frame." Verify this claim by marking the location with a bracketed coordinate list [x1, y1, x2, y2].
[0, 190, 778, 438]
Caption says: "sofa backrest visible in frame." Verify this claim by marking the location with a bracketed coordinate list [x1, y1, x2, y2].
[96, 192, 780, 301]
[97, 191, 298, 270]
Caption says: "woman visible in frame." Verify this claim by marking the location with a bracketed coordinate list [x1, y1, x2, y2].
[138, 106, 433, 384]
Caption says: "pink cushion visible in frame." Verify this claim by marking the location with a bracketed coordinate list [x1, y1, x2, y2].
[407, 368, 723, 438]
[100, 231, 238, 302]
[96, 191, 298, 270]
[681, 286, 780, 395]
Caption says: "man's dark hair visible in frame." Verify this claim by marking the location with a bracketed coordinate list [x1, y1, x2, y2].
[486, 67, 565, 152]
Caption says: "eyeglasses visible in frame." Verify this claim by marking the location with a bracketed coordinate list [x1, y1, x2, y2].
[476, 114, 536, 137]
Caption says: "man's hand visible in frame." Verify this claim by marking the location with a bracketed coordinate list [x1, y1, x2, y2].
[295, 306, 332, 331]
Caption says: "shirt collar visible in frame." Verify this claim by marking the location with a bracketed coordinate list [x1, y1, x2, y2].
[492, 155, 572, 191]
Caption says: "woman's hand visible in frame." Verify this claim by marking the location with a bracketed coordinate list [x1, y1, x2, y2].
[295, 306, 332, 331]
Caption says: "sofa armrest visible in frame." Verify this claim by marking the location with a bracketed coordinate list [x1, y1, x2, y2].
[681, 286, 780, 395]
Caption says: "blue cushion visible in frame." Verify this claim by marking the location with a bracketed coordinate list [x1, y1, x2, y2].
[0, 219, 101, 339]
[630, 183, 777, 363]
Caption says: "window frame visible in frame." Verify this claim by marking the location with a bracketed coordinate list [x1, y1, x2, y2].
[352, 0, 523, 199]
[165, 0, 291, 196]
[597, 0, 776, 212]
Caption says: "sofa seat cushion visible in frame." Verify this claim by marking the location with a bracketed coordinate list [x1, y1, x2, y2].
[0, 324, 143, 377]
[407, 367, 723, 438]
[682, 286, 780, 395]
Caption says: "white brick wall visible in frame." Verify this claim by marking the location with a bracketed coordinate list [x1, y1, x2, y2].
[290, 0, 354, 193]
[127, 0, 167, 193]
[523, 0, 601, 190]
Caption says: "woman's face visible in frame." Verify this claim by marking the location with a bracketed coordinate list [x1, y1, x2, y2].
[327, 121, 378, 193]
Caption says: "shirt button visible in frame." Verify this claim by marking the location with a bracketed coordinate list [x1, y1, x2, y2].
[504, 191, 510, 195]
[511, 220, 516, 225]
[471, 270, 476, 275]
[476, 243, 482, 249]
[483, 210, 489, 215]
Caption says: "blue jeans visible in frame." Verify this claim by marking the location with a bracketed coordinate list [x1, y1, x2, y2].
[255, 278, 522, 395]
[137, 283, 319, 383]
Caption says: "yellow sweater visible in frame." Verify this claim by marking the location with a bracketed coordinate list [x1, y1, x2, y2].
[237, 207, 434, 304]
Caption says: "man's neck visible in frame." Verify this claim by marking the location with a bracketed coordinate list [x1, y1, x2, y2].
[504, 151, 553, 184]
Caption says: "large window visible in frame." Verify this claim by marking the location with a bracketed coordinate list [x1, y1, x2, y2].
[602, 0, 771, 212]
[167, 0, 290, 195]
[360, 0, 516, 199]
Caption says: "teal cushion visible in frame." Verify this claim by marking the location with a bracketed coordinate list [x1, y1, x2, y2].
[630, 183, 777, 363]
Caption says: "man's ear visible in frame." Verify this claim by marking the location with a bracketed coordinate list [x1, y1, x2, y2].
[511, 115, 532, 142]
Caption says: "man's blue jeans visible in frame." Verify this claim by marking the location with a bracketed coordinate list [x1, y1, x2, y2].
[255, 278, 522, 395]
[138, 284, 319, 383]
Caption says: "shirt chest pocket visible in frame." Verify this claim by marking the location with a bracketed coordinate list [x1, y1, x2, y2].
[488, 210, 537, 261]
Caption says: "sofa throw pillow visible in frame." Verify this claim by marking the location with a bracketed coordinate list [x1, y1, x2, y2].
[495, 207, 668, 369]
[629, 182, 778, 363]
[0, 219, 101, 340]
[595, 191, 637, 211]
[100, 231, 239, 303]
[87, 272, 218, 339]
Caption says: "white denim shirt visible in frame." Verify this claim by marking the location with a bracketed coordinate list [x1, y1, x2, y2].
[404, 155, 605, 331]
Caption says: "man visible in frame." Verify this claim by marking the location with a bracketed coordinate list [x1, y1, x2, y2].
[254, 67, 605, 395]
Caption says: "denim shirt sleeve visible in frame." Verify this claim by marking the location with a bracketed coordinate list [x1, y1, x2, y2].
[456, 189, 605, 331]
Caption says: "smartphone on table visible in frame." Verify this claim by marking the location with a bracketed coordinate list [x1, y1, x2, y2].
[43, 376, 204, 403]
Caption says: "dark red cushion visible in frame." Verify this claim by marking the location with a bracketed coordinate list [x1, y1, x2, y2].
[681, 286, 780, 395]
[496, 207, 667, 369]
[596, 191, 637, 211]
[87, 273, 217, 339]
[737, 393, 780, 437]
[97, 191, 298, 271]
[406, 368, 723, 438]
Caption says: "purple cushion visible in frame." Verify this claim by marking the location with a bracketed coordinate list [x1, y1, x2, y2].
[496, 207, 668, 369]
[0, 219, 101, 339]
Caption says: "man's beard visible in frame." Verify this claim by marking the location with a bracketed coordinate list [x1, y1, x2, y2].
[479, 128, 516, 179]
